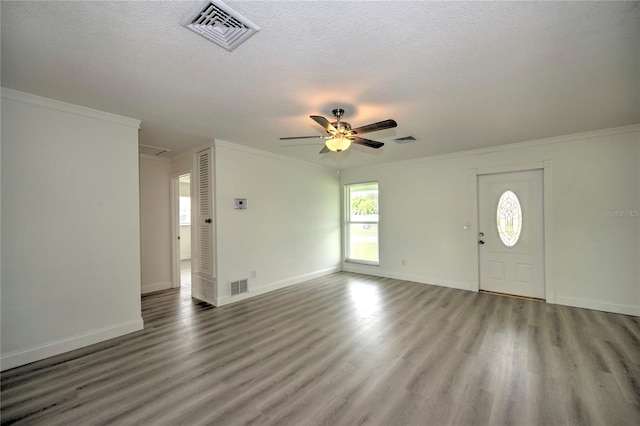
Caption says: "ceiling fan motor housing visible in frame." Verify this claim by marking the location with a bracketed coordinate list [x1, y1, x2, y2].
[332, 108, 345, 119]
[330, 121, 352, 135]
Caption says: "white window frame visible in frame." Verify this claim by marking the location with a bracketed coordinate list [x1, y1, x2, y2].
[345, 181, 380, 266]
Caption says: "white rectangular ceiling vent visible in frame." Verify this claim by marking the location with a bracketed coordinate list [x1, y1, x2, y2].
[139, 144, 171, 156]
[180, 1, 260, 52]
[394, 136, 417, 144]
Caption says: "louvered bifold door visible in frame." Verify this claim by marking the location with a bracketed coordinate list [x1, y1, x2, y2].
[193, 148, 216, 304]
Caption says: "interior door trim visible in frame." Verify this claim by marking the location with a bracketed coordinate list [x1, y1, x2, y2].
[469, 160, 555, 303]
[170, 170, 193, 289]
[169, 172, 181, 289]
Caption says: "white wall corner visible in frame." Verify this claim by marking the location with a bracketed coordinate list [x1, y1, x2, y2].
[141, 281, 173, 295]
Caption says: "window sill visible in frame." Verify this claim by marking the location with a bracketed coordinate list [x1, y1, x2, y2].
[345, 259, 379, 267]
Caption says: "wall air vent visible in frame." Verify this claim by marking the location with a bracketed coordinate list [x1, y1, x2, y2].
[139, 144, 171, 156]
[231, 279, 248, 296]
[180, 1, 260, 52]
[394, 136, 417, 144]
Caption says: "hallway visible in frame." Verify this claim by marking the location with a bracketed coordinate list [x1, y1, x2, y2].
[180, 259, 191, 292]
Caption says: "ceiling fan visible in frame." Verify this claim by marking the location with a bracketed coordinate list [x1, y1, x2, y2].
[280, 108, 397, 153]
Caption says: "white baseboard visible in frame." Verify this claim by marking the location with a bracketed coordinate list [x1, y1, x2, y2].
[342, 266, 639, 316]
[342, 264, 473, 292]
[216, 266, 341, 306]
[555, 296, 640, 316]
[1, 318, 144, 371]
[141, 281, 172, 294]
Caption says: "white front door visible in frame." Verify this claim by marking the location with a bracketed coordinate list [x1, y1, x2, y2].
[478, 169, 544, 299]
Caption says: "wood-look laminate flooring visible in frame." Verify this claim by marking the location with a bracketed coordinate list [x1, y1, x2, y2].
[2, 272, 639, 425]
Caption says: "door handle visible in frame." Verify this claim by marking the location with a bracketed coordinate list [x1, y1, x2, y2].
[205, 218, 212, 224]
[479, 240, 485, 245]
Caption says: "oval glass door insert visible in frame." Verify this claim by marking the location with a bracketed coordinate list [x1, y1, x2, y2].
[496, 190, 522, 247]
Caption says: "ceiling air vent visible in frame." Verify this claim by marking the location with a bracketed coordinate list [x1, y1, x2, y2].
[139, 144, 171, 156]
[180, 0, 260, 52]
[394, 136, 417, 144]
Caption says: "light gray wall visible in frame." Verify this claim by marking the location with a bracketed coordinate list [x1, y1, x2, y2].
[214, 141, 342, 305]
[1, 89, 143, 370]
[341, 126, 640, 315]
[139, 156, 172, 293]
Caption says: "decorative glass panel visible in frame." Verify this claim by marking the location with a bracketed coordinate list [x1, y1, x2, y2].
[496, 190, 522, 247]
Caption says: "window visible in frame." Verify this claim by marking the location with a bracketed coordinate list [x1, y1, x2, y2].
[179, 196, 191, 225]
[496, 190, 522, 247]
[346, 182, 379, 264]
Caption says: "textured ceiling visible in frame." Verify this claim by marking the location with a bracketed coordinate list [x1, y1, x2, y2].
[2, 1, 639, 169]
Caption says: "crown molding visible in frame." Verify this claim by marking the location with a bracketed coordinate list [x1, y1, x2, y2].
[343, 124, 640, 172]
[1, 87, 141, 129]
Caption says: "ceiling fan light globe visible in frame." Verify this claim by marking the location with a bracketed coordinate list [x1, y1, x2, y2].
[326, 137, 351, 152]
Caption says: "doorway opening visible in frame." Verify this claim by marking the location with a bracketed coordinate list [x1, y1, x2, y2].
[177, 173, 192, 293]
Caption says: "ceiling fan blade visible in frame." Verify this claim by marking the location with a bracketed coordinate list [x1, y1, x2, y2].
[279, 135, 326, 140]
[319, 145, 330, 154]
[310, 115, 337, 133]
[351, 119, 397, 135]
[280, 142, 324, 147]
[351, 137, 384, 149]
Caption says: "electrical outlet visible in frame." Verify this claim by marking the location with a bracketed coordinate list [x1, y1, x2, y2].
[401, 259, 406, 266]
[235, 198, 247, 209]
[250, 270, 256, 278]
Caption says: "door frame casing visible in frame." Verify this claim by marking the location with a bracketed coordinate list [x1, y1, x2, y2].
[469, 161, 554, 303]
[170, 170, 194, 289]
